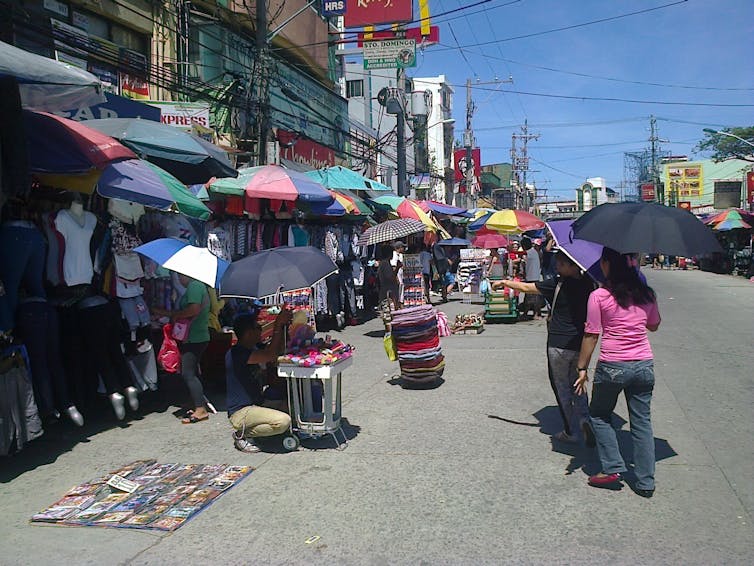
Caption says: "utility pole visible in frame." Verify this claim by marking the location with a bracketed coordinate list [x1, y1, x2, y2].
[256, 0, 269, 165]
[511, 120, 539, 210]
[463, 76, 513, 208]
[649, 114, 661, 205]
[396, 67, 408, 197]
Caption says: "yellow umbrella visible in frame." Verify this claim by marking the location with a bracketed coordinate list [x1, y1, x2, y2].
[328, 190, 359, 214]
[470, 209, 545, 233]
[396, 198, 451, 238]
[33, 169, 102, 193]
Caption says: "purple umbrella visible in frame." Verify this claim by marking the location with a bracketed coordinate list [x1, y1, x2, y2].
[546, 220, 605, 283]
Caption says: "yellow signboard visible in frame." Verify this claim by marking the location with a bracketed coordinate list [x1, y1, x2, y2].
[666, 164, 703, 198]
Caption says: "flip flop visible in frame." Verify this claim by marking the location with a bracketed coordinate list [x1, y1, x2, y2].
[181, 414, 209, 424]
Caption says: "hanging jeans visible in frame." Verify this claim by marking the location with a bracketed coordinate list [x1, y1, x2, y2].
[325, 273, 341, 316]
[0, 224, 47, 332]
[179, 342, 208, 408]
[15, 300, 72, 416]
[589, 359, 656, 491]
[0, 358, 44, 456]
[77, 302, 134, 395]
[338, 267, 357, 319]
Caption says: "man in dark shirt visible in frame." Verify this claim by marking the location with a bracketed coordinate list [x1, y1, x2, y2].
[227, 308, 292, 453]
[492, 250, 596, 445]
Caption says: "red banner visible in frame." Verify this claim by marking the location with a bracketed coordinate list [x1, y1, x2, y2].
[344, 0, 413, 28]
[357, 26, 440, 47]
[678, 201, 691, 211]
[277, 130, 335, 170]
[641, 183, 656, 202]
[747, 171, 754, 205]
[454, 148, 481, 182]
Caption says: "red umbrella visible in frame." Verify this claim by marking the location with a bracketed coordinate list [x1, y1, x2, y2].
[24, 110, 135, 173]
[472, 229, 509, 249]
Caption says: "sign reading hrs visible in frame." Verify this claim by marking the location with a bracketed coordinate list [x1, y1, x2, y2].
[322, 0, 346, 16]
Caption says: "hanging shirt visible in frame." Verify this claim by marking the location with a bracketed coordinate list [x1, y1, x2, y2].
[54, 208, 97, 286]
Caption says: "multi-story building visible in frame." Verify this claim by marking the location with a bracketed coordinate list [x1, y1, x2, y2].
[576, 177, 618, 211]
[661, 158, 752, 214]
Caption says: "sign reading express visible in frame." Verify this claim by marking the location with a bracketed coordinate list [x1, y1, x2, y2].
[344, 0, 413, 28]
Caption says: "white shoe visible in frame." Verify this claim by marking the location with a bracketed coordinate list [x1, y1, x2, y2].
[233, 433, 261, 453]
[110, 393, 126, 420]
[66, 405, 84, 427]
[124, 386, 139, 411]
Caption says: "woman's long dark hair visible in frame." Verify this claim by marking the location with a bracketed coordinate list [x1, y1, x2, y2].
[602, 247, 656, 308]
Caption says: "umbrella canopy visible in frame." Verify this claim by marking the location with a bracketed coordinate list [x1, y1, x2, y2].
[438, 237, 471, 246]
[219, 246, 338, 299]
[704, 208, 754, 231]
[472, 231, 509, 249]
[85, 118, 236, 184]
[357, 219, 426, 246]
[396, 199, 438, 227]
[334, 189, 373, 215]
[210, 165, 332, 203]
[468, 209, 545, 233]
[1, 40, 105, 110]
[329, 190, 360, 214]
[24, 111, 135, 173]
[98, 159, 211, 220]
[305, 166, 392, 192]
[572, 202, 723, 256]
[546, 220, 605, 283]
[134, 238, 229, 288]
[418, 200, 472, 217]
[371, 194, 406, 209]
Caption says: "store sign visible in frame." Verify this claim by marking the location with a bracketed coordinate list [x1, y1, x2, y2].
[454, 148, 481, 181]
[666, 164, 703, 198]
[363, 39, 416, 70]
[148, 101, 210, 130]
[271, 60, 348, 153]
[278, 130, 336, 169]
[121, 74, 149, 100]
[713, 180, 742, 209]
[44, 0, 69, 18]
[747, 171, 754, 205]
[678, 201, 691, 211]
[641, 183, 656, 202]
[58, 92, 161, 122]
[344, 0, 412, 28]
[357, 26, 440, 47]
[321, 0, 347, 16]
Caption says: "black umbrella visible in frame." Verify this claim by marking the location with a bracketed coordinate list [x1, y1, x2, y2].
[219, 246, 338, 299]
[572, 202, 722, 256]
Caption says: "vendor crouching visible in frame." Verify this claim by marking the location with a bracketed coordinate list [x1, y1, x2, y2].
[226, 308, 293, 453]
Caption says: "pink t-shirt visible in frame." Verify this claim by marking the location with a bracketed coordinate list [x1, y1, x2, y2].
[585, 287, 660, 362]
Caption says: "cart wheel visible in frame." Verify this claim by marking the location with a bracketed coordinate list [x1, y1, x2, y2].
[282, 435, 300, 451]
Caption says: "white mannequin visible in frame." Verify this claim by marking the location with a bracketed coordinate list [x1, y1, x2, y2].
[55, 196, 97, 286]
[69, 195, 86, 227]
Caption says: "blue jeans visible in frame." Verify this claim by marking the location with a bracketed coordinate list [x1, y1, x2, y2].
[0, 224, 47, 332]
[589, 360, 656, 490]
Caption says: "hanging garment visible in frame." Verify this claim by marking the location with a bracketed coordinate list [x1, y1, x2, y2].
[42, 212, 64, 286]
[126, 348, 158, 392]
[108, 199, 145, 225]
[109, 219, 142, 255]
[0, 222, 47, 332]
[0, 350, 44, 456]
[54, 208, 97, 286]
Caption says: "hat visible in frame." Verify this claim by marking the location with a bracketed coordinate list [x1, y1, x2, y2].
[392, 241, 406, 249]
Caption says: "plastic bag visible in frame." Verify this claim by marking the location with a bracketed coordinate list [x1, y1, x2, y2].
[383, 332, 398, 362]
[436, 311, 451, 337]
[158, 324, 181, 373]
[479, 278, 490, 295]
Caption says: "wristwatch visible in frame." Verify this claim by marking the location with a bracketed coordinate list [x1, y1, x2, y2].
[577, 367, 588, 372]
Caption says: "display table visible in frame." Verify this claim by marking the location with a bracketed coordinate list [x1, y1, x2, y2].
[277, 356, 352, 449]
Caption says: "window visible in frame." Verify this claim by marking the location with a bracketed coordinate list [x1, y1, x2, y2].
[346, 79, 364, 98]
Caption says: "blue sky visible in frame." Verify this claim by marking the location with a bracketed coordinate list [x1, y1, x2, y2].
[409, 0, 753, 199]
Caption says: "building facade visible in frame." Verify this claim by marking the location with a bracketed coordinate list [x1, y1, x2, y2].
[576, 177, 618, 211]
[661, 158, 752, 214]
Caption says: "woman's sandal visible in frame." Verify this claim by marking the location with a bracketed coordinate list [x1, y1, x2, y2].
[181, 414, 209, 424]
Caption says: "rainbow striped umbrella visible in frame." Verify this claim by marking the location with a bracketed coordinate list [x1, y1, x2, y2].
[469, 209, 545, 233]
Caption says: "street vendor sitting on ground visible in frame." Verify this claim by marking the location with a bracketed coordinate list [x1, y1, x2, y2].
[226, 308, 293, 453]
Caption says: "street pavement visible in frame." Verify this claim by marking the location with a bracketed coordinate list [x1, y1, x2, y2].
[1, 269, 752, 565]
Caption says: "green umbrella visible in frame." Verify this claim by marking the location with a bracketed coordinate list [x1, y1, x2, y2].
[144, 161, 212, 220]
[370, 194, 406, 210]
[305, 166, 392, 192]
[333, 188, 374, 215]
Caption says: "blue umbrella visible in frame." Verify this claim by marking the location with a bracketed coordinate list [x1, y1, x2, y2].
[134, 238, 229, 288]
[438, 238, 471, 246]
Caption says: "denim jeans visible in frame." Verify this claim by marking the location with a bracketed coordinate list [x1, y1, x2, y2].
[0, 224, 47, 332]
[547, 347, 589, 437]
[589, 359, 656, 490]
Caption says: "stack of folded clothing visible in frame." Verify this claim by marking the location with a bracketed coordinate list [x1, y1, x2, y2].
[391, 304, 445, 387]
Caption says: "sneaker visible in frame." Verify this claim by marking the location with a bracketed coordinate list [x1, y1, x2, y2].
[233, 435, 261, 453]
[124, 386, 139, 412]
[109, 393, 126, 421]
[553, 431, 579, 444]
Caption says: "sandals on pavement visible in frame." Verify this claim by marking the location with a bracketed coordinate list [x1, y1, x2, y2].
[181, 414, 209, 424]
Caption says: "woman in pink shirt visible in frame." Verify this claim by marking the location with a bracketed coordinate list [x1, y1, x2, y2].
[575, 247, 661, 498]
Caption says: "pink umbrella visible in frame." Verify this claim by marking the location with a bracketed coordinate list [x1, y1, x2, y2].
[472, 230, 509, 249]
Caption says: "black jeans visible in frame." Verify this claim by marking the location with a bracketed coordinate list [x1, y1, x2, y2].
[77, 302, 134, 395]
[16, 301, 71, 414]
[179, 342, 208, 408]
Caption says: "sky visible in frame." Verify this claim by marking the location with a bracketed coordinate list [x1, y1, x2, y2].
[407, 0, 753, 200]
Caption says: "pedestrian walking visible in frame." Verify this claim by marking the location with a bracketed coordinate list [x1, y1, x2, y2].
[493, 250, 596, 444]
[574, 247, 661, 497]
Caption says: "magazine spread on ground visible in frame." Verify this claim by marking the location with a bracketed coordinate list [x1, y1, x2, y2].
[31, 460, 253, 531]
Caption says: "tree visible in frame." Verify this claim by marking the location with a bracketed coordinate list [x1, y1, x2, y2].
[696, 127, 754, 163]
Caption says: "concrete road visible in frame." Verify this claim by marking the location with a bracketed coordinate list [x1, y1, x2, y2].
[1, 270, 752, 565]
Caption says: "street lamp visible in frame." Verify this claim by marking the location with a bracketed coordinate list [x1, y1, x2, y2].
[427, 118, 456, 129]
[703, 128, 754, 148]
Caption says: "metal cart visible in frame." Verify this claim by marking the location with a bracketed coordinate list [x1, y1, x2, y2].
[277, 357, 352, 451]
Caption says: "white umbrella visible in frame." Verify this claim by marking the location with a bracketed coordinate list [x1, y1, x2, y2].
[134, 238, 230, 288]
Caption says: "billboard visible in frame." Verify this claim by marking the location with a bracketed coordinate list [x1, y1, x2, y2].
[713, 181, 742, 209]
[454, 148, 481, 181]
[344, 0, 413, 28]
[641, 183, 656, 202]
[666, 164, 703, 198]
[148, 101, 211, 131]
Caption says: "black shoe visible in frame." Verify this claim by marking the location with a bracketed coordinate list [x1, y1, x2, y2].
[634, 488, 654, 498]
